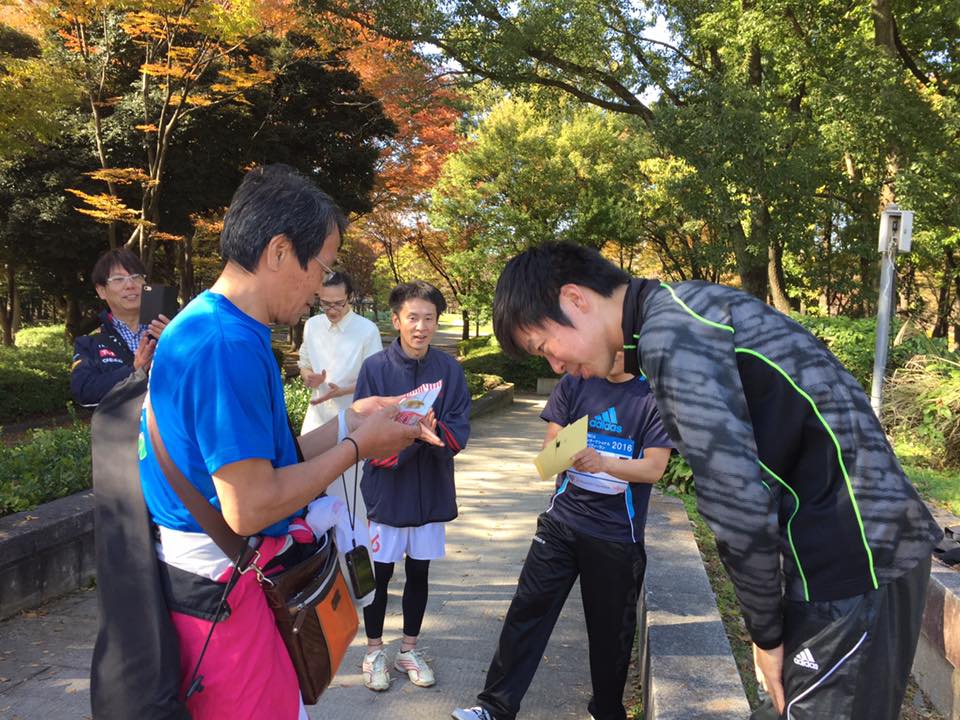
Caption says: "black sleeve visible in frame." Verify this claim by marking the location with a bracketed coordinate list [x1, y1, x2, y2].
[70, 338, 134, 408]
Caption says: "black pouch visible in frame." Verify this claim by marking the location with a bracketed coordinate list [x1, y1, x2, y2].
[344, 543, 376, 598]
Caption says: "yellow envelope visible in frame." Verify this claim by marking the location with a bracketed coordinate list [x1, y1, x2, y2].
[534, 415, 588, 481]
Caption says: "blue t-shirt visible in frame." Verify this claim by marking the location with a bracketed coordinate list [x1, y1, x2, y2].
[139, 291, 298, 537]
[541, 374, 672, 544]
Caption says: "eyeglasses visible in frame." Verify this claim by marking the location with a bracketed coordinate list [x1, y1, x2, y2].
[311, 256, 335, 283]
[105, 273, 146, 288]
[319, 299, 348, 311]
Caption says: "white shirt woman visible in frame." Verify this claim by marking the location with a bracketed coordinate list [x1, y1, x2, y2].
[297, 276, 383, 434]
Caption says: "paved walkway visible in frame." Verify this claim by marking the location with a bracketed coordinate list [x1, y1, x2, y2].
[0, 397, 599, 720]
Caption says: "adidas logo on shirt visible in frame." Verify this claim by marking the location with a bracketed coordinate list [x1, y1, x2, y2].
[793, 648, 819, 671]
[589, 406, 623, 433]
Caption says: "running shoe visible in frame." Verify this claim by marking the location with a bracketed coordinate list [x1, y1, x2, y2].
[451, 707, 494, 720]
[394, 647, 436, 687]
[362, 648, 390, 691]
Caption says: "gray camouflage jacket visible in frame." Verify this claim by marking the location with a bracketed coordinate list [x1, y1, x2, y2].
[625, 279, 940, 649]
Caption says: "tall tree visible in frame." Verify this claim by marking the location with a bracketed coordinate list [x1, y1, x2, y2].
[315, 0, 956, 309]
[31, 0, 285, 266]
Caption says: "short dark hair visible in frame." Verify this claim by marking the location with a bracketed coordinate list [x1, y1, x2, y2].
[389, 280, 447, 316]
[220, 164, 348, 272]
[323, 271, 354, 298]
[493, 242, 630, 359]
[91, 248, 146, 287]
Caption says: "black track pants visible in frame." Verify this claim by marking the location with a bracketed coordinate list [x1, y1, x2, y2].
[751, 555, 930, 720]
[477, 513, 646, 720]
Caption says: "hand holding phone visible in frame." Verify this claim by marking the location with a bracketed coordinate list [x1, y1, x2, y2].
[139, 284, 179, 327]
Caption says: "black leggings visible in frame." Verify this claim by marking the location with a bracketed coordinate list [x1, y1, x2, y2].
[363, 556, 431, 639]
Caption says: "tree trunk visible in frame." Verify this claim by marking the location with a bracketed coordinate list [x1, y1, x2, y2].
[932, 250, 952, 337]
[819, 213, 833, 314]
[64, 295, 84, 341]
[182, 231, 196, 301]
[0, 264, 18, 346]
[11, 276, 20, 336]
[766, 213, 793, 313]
[729, 221, 768, 298]
[461, 308, 470, 341]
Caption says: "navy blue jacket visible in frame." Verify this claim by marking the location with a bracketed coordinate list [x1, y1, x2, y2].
[354, 339, 471, 527]
[71, 312, 136, 408]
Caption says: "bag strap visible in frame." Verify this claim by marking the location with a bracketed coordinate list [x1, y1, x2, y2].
[144, 394, 247, 561]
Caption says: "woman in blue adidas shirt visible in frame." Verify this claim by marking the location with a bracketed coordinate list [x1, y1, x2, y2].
[453, 352, 672, 720]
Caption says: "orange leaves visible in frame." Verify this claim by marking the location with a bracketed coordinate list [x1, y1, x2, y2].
[119, 9, 194, 41]
[64, 189, 140, 225]
[190, 210, 225, 237]
[85, 167, 156, 186]
[342, 35, 462, 204]
[119, 10, 167, 39]
[66, 167, 158, 226]
[140, 61, 195, 80]
[206, 59, 274, 104]
[150, 231, 185, 243]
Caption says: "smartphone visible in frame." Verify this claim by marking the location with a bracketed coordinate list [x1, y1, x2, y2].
[344, 544, 376, 598]
[139, 283, 180, 326]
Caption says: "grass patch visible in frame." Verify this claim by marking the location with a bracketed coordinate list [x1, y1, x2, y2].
[0, 325, 73, 425]
[893, 435, 960, 515]
[0, 422, 91, 518]
[459, 335, 555, 392]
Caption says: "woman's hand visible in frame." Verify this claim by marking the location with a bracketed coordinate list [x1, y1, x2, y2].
[302, 369, 327, 389]
[310, 382, 343, 405]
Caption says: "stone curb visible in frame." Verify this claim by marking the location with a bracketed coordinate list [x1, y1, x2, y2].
[640, 492, 752, 719]
[914, 556, 960, 719]
[469, 383, 514, 419]
[0, 491, 95, 620]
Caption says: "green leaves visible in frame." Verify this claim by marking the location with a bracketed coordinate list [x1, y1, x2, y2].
[0, 423, 91, 518]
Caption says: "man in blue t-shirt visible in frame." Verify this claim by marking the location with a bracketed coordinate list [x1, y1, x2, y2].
[453, 352, 672, 720]
[136, 164, 433, 720]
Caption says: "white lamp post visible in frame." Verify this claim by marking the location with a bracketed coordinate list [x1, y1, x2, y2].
[870, 203, 914, 417]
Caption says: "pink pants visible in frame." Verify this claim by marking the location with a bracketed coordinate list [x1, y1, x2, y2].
[170, 536, 300, 720]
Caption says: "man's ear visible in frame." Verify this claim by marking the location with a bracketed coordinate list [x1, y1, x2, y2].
[95, 285, 107, 301]
[391, 313, 401, 332]
[264, 234, 290, 271]
[558, 283, 589, 315]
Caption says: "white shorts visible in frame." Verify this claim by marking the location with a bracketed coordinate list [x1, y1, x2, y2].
[367, 521, 446, 563]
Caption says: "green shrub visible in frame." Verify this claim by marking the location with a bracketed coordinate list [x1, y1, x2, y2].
[885, 355, 960, 467]
[0, 325, 73, 424]
[657, 454, 694, 495]
[285, 381, 310, 431]
[466, 371, 504, 399]
[0, 423, 92, 517]
[792, 315, 949, 390]
[460, 336, 555, 392]
[457, 335, 493, 357]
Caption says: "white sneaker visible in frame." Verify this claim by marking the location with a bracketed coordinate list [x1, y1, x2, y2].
[394, 647, 436, 687]
[362, 648, 390, 691]
[451, 707, 494, 720]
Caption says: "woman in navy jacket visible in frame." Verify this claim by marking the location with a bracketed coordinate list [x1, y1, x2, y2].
[354, 281, 471, 693]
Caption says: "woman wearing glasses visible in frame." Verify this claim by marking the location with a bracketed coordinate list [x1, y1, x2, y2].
[70, 248, 169, 408]
[298, 271, 383, 434]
